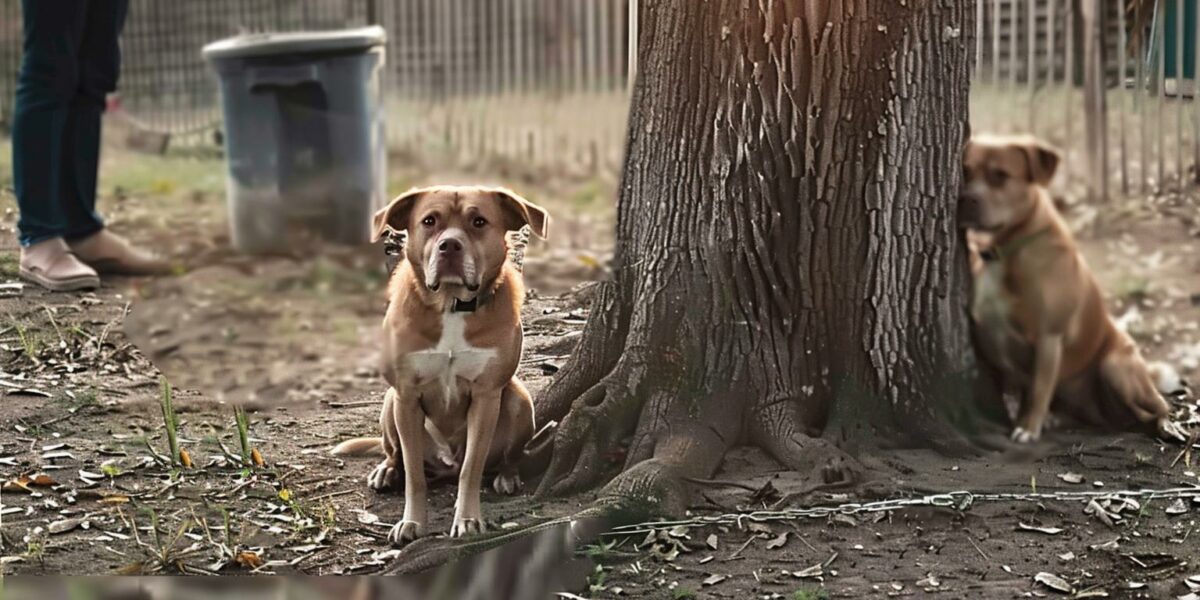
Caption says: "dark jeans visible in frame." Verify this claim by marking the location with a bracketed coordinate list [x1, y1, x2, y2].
[12, 0, 129, 247]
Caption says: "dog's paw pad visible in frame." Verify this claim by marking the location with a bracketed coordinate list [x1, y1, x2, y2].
[367, 461, 400, 491]
[450, 517, 484, 538]
[493, 472, 523, 495]
[387, 520, 424, 546]
[1010, 427, 1039, 444]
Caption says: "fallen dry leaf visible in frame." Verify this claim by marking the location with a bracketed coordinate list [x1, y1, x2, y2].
[1034, 572, 1074, 594]
[1018, 522, 1064, 535]
[3, 473, 57, 493]
[765, 532, 789, 549]
[1057, 472, 1084, 484]
[701, 574, 726, 587]
[235, 551, 265, 569]
[48, 518, 86, 534]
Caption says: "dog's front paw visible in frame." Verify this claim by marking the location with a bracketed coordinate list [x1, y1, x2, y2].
[450, 516, 485, 538]
[1010, 426, 1041, 444]
[387, 520, 424, 546]
[492, 472, 523, 495]
[368, 460, 400, 490]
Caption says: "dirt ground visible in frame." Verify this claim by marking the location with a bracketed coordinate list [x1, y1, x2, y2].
[1, 136, 1200, 599]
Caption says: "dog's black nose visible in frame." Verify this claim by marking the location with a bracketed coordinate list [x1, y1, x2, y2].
[438, 238, 463, 254]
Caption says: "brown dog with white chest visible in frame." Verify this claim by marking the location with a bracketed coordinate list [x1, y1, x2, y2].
[959, 134, 1183, 443]
[332, 185, 546, 545]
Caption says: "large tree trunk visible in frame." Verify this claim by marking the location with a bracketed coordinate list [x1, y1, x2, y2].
[536, 0, 990, 507]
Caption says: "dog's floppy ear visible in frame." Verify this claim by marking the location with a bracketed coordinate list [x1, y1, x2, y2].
[372, 188, 423, 242]
[495, 188, 550, 239]
[1017, 140, 1060, 185]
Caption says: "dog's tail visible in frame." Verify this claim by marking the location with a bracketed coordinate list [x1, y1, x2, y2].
[330, 437, 385, 456]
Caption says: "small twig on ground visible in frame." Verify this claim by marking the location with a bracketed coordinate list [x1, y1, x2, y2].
[1169, 431, 1198, 468]
[322, 400, 377, 409]
[94, 302, 129, 352]
[38, 412, 77, 428]
[683, 476, 761, 493]
[795, 533, 818, 552]
[42, 306, 64, 344]
[771, 478, 857, 509]
[309, 489, 359, 503]
[726, 535, 758, 561]
[965, 533, 990, 560]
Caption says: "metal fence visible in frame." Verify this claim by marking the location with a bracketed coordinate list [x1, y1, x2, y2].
[972, 0, 1200, 199]
[0, 0, 635, 175]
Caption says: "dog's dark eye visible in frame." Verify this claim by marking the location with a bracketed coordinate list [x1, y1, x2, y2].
[987, 169, 1008, 186]
[472, 217, 488, 228]
[421, 215, 436, 227]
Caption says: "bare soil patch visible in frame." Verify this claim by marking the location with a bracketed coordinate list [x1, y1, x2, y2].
[1, 148, 1199, 599]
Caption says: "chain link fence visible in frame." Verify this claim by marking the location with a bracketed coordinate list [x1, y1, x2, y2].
[0, 0, 634, 174]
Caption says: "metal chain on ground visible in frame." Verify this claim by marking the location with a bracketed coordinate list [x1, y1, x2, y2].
[602, 486, 1200, 537]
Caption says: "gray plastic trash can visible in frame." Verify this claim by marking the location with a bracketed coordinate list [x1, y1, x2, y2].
[203, 27, 387, 254]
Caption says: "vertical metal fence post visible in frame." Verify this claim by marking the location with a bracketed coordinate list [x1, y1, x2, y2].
[1029, 0, 1038, 131]
[1117, 0, 1129, 195]
[1174, 0, 1184, 186]
[1156, 0, 1166, 187]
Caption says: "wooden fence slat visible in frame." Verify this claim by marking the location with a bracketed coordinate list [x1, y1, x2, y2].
[1066, 0, 1076, 164]
[1194, 0, 1200, 175]
[1047, 0, 1057, 83]
[993, 0, 1002, 82]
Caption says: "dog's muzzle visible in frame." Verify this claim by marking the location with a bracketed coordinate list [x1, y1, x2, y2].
[425, 230, 479, 292]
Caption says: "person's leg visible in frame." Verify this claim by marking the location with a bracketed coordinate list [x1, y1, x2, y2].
[64, 0, 168, 276]
[12, 0, 90, 246]
[61, 0, 129, 240]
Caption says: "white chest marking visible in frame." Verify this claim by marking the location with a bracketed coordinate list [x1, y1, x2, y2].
[972, 263, 1028, 377]
[405, 313, 497, 398]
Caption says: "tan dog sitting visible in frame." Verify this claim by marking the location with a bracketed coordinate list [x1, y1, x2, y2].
[959, 134, 1183, 443]
[333, 185, 544, 545]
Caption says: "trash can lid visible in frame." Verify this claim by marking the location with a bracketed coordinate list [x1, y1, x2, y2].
[202, 26, 385, 61]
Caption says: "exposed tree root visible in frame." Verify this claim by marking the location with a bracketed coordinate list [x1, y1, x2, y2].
[536, 371, 646, 496]
[535, 281, 628, 425]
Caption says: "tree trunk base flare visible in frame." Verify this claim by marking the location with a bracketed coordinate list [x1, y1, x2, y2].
[532, 283, 913, 515]
[526, 0, 996, 522]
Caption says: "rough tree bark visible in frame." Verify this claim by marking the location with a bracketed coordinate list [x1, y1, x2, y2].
[535, 0, 990, 510]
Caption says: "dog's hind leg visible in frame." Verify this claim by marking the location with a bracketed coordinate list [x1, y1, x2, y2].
[1099, 332, 1184, 440]
[490, 378, 535, 495]
[368, 388, 403, 490]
